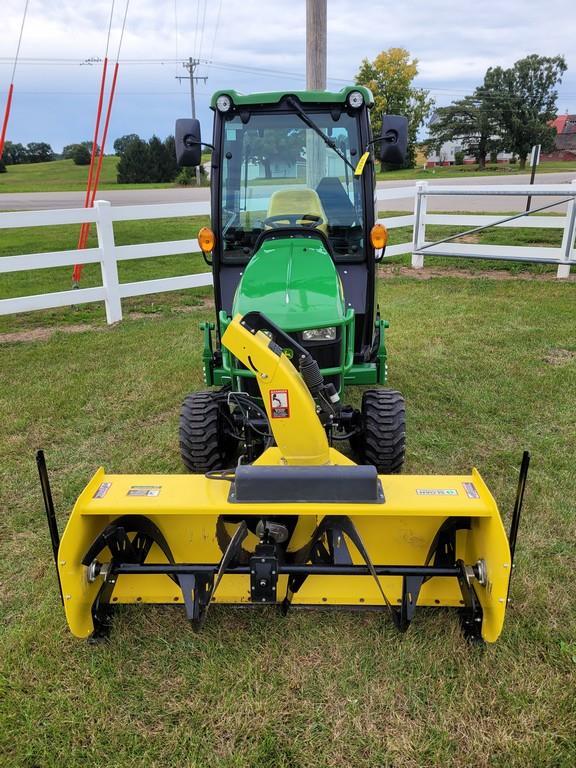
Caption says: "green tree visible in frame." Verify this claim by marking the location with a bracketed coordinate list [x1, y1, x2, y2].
[70, 144, 92, 165]
[162, 135, 178, 180]
[25, 142, 54, 163]
[2, 141, 27, 164]
[113, 134, 140, 155]
[116, 137, 152, 183]
[356, 47, 434, 168]
[482, 54, 567, 168]
[245, 128, 305, 178]
[428, 91, 501, 169]
[63, 141, 98, 160]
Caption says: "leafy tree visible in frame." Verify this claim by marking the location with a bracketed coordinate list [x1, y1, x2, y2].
[2, 141, 27, 165]
[25, 142, 54, 163]
[245, 128, 305, 178]
[148, 135, 178, 182]
[356, 47, 434, 168]
[70, 144, 92, 165]
[162, 135, 178, 180]
[113, 134, 140, 155]
[428, 91, 501, 169]
[116, 134, 179, 183]
[63, 141, 98, 160]
[116, 137, 152, 183]
[482, 54, 567, 168]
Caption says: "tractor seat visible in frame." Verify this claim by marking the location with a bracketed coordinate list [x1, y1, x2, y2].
[316, 177, 357, 227]
[266, 188, 328, 235]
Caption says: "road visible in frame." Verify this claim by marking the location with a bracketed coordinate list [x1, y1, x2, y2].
[1, 172, 575, 213]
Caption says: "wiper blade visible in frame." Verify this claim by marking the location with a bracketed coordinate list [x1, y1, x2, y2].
[286, 96, 356, 172]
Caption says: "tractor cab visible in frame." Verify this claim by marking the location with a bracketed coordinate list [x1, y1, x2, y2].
[176, 87, 409, 473]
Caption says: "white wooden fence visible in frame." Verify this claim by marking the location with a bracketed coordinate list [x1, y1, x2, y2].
[0, 199, 212, 324]
[377, 180, 576, 279]
[1, 181, 575, 325]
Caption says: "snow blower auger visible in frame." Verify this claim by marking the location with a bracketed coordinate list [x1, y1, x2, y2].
[38, 312, 529, 644]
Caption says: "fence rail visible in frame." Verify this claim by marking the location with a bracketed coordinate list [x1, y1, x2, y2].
[407, 180, 576, 277]
[0, 199, 212, 323]
[1, 181, 575, 325]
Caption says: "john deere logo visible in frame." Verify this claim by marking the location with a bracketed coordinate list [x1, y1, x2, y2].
[283, 347, 294, 359]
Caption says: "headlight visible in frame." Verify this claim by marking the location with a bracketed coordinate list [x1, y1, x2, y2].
[302, 327, 336, 341]
[347, 90, 364, 108]
[216, 94, 232, 112]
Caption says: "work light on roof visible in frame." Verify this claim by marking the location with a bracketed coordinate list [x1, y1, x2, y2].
[216, 95, 232, 112]
[347, 90, 364, 108]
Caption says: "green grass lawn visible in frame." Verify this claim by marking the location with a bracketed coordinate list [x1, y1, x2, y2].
[0, 156, 210, 193]
[1, 269, 575, 767]
[1, 157, 574, 194]
[0, 211, 566, 329]
[376, 160, 576, 182]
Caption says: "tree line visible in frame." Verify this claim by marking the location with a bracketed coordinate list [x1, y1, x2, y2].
[355, 49, 567, 170]
[0, 133, 196, 184]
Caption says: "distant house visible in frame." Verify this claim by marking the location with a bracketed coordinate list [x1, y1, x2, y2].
[542, 114, 576, 161]
[424, 140, 512, 167]
[423, 113, 512, 166]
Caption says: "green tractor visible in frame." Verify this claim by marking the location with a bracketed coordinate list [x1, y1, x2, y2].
[175, 86, 408, 474]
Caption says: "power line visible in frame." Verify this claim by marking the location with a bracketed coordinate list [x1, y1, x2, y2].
[197, 0, 209, 64]
[207, 0, 223, 68]
[193, 0, 201, 60]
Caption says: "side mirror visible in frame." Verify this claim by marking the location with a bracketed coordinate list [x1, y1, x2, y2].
[379, 115, 408, 165]
[175, 118, 202, 167]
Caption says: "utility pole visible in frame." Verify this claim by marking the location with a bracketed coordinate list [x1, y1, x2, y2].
[176, 57, 207, 184]
[306, 0, 327, 90]
[306, 0, 327, 188]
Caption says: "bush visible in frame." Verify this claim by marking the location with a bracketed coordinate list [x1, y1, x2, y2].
[176, 167, 196, 186]
[0, 158, 6, 173]
[454, 151, 465, 165]
[509, 156, 517, 165]
[71, 144, 92, 166]
[176, 166, 207, 186]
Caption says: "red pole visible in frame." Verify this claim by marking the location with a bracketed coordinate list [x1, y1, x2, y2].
[78, 62, 119, 254]
[0, 83, 14, 160]
[73, 58, 109, 284]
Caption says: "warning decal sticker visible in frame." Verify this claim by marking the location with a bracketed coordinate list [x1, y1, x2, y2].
[127, 485, 161, 497]
[416, 488, 458, 496]
[93, 482, 112, 499]
[270, 389, 290, 419]
[463, 482, 480, 499]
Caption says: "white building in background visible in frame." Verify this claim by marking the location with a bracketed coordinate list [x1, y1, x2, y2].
[425, 139, 513, 167]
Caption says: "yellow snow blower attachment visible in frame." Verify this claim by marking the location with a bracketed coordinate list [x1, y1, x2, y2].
[38, 312, 529, 644]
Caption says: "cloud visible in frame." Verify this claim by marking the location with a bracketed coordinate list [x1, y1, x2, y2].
[1, 0, 574, 149]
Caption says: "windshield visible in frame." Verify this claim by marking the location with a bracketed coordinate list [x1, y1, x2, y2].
[219, 109, 365, 262]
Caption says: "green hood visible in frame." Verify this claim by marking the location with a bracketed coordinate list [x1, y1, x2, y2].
[232, 237, 346, 332]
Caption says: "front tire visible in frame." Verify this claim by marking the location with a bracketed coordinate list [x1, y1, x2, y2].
[353, 388, 406, 474]
[179, 391, 236, 473]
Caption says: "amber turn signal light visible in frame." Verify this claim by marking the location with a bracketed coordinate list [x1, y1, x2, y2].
[370, 223, 388, 250]
[198, 226, 216, 254]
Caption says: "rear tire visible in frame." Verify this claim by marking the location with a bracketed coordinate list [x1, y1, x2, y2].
[179, 391, 236, 473]
[353, 389, 406, 474]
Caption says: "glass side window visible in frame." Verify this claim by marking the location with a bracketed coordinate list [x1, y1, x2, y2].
[220, 110, 365, 262]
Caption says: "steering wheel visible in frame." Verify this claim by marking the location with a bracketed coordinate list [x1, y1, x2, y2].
[263, 213, 324, 229]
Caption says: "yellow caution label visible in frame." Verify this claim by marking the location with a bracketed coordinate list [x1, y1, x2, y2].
[354, 151, 370, 176]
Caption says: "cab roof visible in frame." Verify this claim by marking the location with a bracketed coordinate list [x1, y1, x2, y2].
[210, 85, 373, 110]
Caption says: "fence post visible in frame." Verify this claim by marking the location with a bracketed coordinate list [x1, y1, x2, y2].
[411, 181, 427, 269]
[95, 199, 122, 323]
[557, 180, 576, 279]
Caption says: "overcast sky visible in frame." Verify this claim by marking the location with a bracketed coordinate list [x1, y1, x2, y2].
[2, 0, 575, 151]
